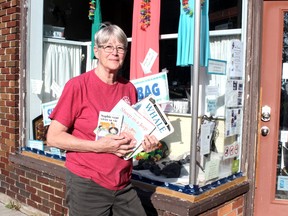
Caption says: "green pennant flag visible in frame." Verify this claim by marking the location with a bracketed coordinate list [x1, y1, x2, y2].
[90, 0, 102, 59]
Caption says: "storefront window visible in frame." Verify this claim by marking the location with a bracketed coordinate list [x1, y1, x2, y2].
[25, 0, 245, 190]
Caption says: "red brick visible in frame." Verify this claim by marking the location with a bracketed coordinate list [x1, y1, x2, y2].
[37, 204, 50, 214]
[50, 195, 62, 205]
[232, 196, 244, 209]
[7, 33, 18, 40]
[55, 203, 68, 214]
[237, 206, 243, 215]
[0, 10, 6, 17]
[50, 209, 65, 216]
[16, 194, 26, 203]
[2, 2, 11, 9]
[37, 176, 50, 184]
[226, 210, 237, 216]
[11, 0, 18, 7]
[1, 42, 9, 48]
[6, 190, 16, 199]
[27, 199, 38, 209]
[55, 189, 65, 198]
[26, 185, 36, 194]
[5, 176, 15, 185]
[31, 194, 42, 203]
[10, 184, 19, 193]
[7, 7, 17, 14]
[42, 185, 54, 194]
[218, 203, 232, 215]
[1, 155, 9, 163]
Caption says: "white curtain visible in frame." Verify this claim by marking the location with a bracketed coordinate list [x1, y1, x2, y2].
[42, 42, 82, 102]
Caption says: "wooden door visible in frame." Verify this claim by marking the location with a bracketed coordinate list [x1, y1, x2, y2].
[254, 1, 288, 215]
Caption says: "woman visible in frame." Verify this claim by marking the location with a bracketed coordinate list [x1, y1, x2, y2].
[47, 23, 159, 216]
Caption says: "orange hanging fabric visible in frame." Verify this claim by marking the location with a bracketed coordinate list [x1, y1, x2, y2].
[130, 0, 161, 80]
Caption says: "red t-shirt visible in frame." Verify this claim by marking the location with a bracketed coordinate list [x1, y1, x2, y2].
[49, 70, 137, 190]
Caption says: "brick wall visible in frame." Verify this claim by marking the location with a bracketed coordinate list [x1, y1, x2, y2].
[149, 193, 245, 216]
[150, 196, 244, 216]
[0, 0, 20, 147]
[0, 1, 68, 215]
[199, 196, 244, 216]
[140, 195, 244, 216]
[0, 0, 21, 190]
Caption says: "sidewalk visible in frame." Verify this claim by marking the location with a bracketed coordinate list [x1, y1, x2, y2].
[0, 193, 48, 216]
[0, 201, 27, 216]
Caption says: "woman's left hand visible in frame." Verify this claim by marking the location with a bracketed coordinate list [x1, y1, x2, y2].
[142, 135, 159, 153]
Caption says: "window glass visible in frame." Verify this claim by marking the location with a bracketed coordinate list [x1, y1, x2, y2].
[43, 0, 133, 40]
[276, 12, 288, 200]
[26, 0, 245, 188]
[43, 0, 91, 41]
[160, 0, 180, 34]
[209, 0, 242, 30]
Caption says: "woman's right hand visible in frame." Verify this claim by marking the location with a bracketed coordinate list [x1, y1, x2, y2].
[99, 133, 136, 158]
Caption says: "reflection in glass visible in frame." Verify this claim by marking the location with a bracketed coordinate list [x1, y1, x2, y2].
[276, 12, 288, 200]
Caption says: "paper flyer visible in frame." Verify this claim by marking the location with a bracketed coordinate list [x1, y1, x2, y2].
[225, 108, 242, 137]
[225, 80, 243, 107]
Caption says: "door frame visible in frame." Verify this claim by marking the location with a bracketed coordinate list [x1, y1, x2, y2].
[240, 0, 262, 215]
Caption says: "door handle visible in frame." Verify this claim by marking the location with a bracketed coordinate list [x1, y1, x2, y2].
[261, 126, 270, 136]
[261, 105, 271, 122]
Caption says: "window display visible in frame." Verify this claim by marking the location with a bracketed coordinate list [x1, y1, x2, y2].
[26, 0, 245, 191]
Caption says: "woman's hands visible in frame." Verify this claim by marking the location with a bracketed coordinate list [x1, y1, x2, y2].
[141, 135, 159, 153]
[99, 132, 136, 158]
[99, 133, 159, 158]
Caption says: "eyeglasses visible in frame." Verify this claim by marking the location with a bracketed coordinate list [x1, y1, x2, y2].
[99, 45, 126, 54]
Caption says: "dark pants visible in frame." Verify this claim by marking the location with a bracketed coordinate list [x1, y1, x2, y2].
[66, 170, 147, 216]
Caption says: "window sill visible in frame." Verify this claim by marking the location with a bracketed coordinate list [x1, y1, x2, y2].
[9, 151, 66, 180]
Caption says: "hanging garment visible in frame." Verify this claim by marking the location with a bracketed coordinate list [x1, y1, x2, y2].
[177, 0, 210, 67]
[90, 0, 102, 59]
[130, 0, 161, 80]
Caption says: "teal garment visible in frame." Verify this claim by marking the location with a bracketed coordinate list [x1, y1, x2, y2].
[91, 0, 102, 59]
[177, 0, 210, 67]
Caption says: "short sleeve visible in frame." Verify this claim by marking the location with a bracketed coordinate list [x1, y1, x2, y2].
[49, 79, 80, 128]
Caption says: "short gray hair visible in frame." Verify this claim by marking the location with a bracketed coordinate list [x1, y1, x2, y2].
[94, 23, 128, 48]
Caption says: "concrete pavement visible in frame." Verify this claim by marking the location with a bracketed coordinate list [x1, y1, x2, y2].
[0, 200, 27, 216]
[0, 193, 48, 216]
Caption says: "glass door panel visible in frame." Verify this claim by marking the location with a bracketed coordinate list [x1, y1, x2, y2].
[276, 12, 288, 200]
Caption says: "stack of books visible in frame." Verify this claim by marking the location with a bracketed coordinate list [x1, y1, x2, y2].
[95, 95, 174, 160]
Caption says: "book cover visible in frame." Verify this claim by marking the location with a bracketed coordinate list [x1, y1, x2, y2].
[133, 95, 174, 141]
[111, 99, 155, 160]
[94, 111, 123, 140]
